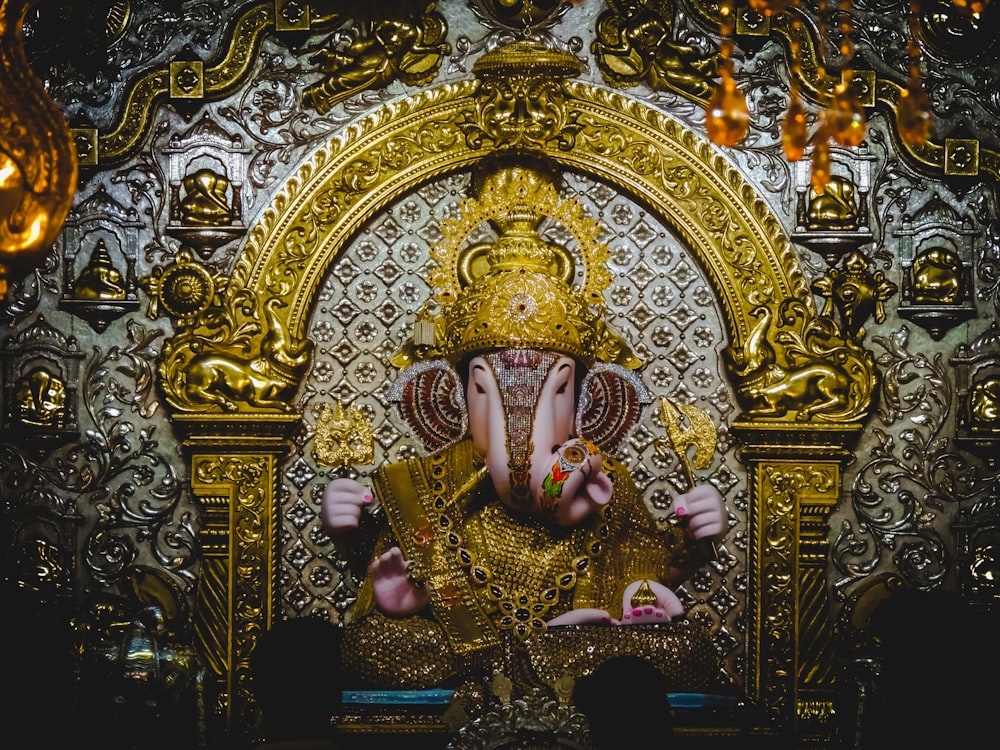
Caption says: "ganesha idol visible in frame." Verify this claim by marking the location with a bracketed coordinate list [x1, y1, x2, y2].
[321, 157, 728, 697]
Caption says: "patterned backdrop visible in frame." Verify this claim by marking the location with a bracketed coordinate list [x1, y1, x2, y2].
[284, 169, 747, 684]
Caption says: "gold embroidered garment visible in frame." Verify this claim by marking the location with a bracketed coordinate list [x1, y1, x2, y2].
[342, 439, 698, 689]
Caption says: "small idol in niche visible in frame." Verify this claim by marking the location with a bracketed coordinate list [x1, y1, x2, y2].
[179, 168, 232, 226]
[912, 246, 964, 305]
[16, 367, 67, 428]
[807, 174, 859, 231]
[72, 239, 126, 300]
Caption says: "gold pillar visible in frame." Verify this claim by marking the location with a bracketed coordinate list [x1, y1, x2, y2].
[173, 413, 301, 742]
[733, 421, 861, 744]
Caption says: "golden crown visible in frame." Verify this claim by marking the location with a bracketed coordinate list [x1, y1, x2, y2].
[393, 157, 641, 370]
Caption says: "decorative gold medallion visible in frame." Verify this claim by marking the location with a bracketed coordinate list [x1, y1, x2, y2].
[313, 401, 374, 470]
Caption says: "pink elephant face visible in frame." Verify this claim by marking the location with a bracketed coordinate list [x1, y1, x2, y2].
[466, 350, 577, 516]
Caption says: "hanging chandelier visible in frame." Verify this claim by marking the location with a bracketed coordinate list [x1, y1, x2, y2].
[703, 0, 980, 191]
[0, 0, 77, 295]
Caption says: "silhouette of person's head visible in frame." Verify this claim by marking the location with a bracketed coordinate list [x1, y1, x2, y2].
[251, 617, 343, 743]
[860, 587, 994, 748]
[572, 655, 673, 750]
[868, 587, 975, 685]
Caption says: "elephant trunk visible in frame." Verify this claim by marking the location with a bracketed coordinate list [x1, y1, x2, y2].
[484, 350, 559, 511]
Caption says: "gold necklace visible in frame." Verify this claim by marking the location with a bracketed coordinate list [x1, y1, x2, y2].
[435, 468, 609, 640]
[428, 452, 611, 640]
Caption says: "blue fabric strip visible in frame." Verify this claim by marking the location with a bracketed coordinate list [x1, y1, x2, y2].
[342, 689, 456, 705]
[342, 690, 739, 708]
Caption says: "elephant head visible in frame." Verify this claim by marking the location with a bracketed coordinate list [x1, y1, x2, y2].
[389, 350, 651, 525]
[387, 155, 651, 524]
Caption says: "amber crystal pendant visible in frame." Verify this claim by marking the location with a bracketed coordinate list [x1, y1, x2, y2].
[706, 64, 750, 147]
[810, 140, 832, 193]
[950, 0, 988, 14]
[782, 89, 809, 161]
[898, 78, 933, 146]
[825, 83, 867, 148]
[747, 0, 795, 12]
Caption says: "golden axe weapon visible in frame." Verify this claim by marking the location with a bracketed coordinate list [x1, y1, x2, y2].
[654, 397, 720, 558]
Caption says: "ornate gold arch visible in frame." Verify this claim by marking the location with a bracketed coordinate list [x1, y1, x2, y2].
[235, 85, 810, 353]
[158, 42, 875, 744]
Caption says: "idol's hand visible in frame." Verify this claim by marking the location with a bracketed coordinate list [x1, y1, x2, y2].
[320, 477, 373, 536]
[370, 546, 430, 617]
[535, 437, 613, 527]
[673, 483, 726, 541]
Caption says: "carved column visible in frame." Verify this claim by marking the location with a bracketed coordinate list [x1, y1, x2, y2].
[172, 413, 300, 743]
[732, 422, 862, 745]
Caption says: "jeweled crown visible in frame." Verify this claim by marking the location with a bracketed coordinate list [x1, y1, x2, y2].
[393, 157, 641, 370]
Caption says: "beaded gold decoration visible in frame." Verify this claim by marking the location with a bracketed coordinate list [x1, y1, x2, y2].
[461, 498, 609, 640]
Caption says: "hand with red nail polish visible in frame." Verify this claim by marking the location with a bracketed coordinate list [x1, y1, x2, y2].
[321, 478, 375, 538]
[672, 484, 725, 542]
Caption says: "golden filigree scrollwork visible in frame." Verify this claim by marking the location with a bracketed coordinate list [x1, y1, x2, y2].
[592, 0, 720, 104]
[190, 453, 272, 731]
[0, 0, 77, 293]
[811, 251, 897, 341]
[302, 4, 449, 114]
[460, 40, 583, 151]
[313, 401, 374, 470]
[724, 301, 875, 422]
[99, 3, 273, 165]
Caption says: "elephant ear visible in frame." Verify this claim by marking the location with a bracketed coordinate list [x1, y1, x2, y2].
[388, 359, 468, 453]
[576, 363, 653, 452]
